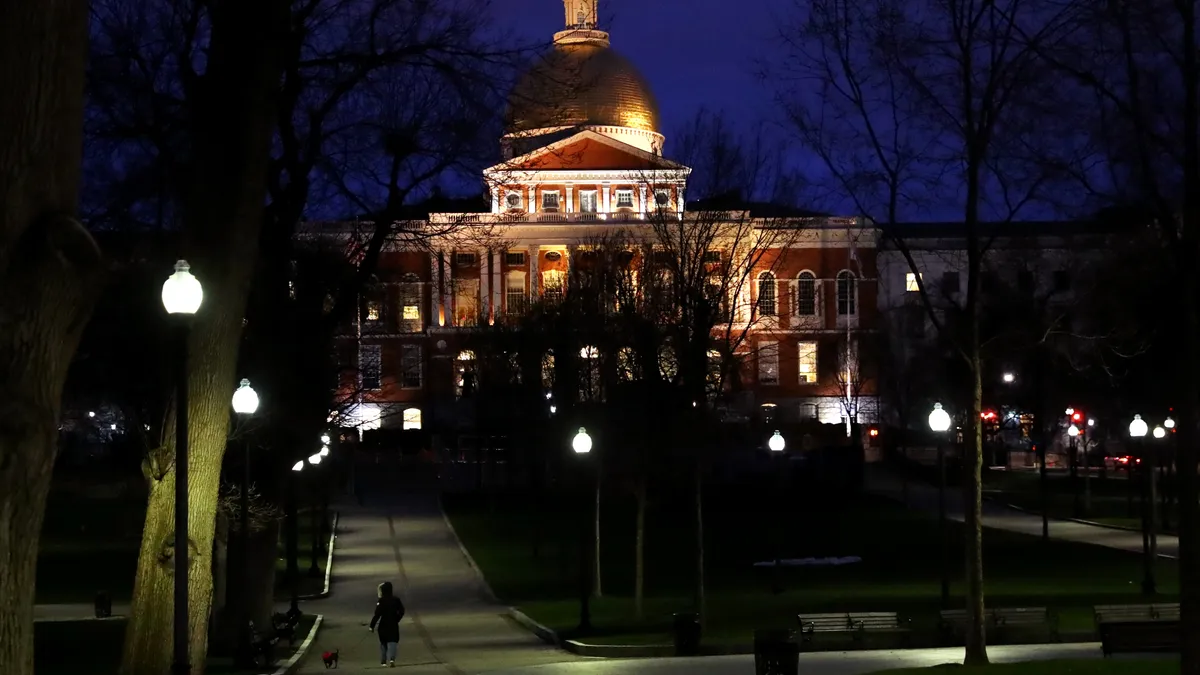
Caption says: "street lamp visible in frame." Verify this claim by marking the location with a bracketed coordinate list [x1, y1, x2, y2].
[1153, 426, 1166, 439]
[319, 445, 330, 457]
[230, 378, 258, 666]
[320, 433, 331, 445]
[571, 428, 594, 633]
[1165, 417, 1176, 430]
[768, 430, 786, 452]
[161, 260, 201, 675]
[1002, 372, 1015, 383]
[305, 454, 323, 577]
[1130, 415, 1156, 596]
[928, 403, 951, 606]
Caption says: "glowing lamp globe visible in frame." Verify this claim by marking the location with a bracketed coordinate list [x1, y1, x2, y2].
[1067, 424, 1080, 438]
[768, 430, 786, 452]
[291, 461, 304, 472]
[1165, 417, 1176, 430]
[231, 379, 259, 415]
[319, 445, 330, 457]
[572, 428, 592, 454]
[1002, 372, 1015, 383]
[1154, 426, 1166, 439]
[308, 453, 322, 465]
[928, 403, 951, 432]
[161, 260, 203, 315]
[1129, 414, 1148, 438]
[320, 434, 331, 445]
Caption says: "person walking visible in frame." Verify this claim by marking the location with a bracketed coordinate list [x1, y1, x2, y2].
[368, 581, 406, 667]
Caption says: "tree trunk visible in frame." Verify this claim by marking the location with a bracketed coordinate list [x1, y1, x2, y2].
[593, 476, 602, 598]
[0, 2, 101, 674]
[212, 511, 229, 622]
[634, 478, 647, 620]
[962, 345, 988, 665]
[245, 518, 280, 629]
[118, 4, 288, 674]
[694, 465, 706, 625]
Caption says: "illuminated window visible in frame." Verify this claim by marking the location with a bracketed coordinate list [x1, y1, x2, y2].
[366, 300, 382, 322]
[403, 305, 420, 320]
[798, 342, 818, 383]
[658, 345, 679, 381]
[455, 280, 479, 325]
[542, 351, 556, 389]
[618, 347, 638, 381]
[580, 191, 598, 213]
[758, 341, 779, 385]
[506, 271, 527, 316]
[400, 276, 421, 331]
[455, 351, 477, 398]
[402, 408, 422, 430]
[906, 272, 923, 292]
[579, 345, 601, 401]
[542, 270, 564, 305]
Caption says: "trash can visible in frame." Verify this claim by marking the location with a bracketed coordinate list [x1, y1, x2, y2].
[673, 612, 702, 656]
[754, 629, 799, 675]
[94, 591, 112, 619]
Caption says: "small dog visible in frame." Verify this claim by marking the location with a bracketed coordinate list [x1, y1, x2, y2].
[322, 649, 339, 669]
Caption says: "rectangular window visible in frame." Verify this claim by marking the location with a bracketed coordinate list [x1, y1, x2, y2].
[360, 344, 382, 390]
[402, 305, 420, 321]
[542, 191, 560, 211]
[542, 270, 564, 305]
[905, 272, 922, 292]
[798, 342, 818, 383]
[616, 190, 634, 208]
[941, 271, 960, 295]
[758, 341, 780, 385]
[399, 282, 421, 333]
[580, 191, 598, 213]
[506, 271, 527, 316]
[400, 345, 422, 389]
[505, 251, 526, 265]
[652, 250, 674, 265]
[365, 299, 382, 322]
[703, 250, 721, 263]
[454, 252, 477, 266]
[455, 280, 480, 325]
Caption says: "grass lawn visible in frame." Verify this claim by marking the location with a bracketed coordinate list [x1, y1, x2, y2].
[34, 616, 317, 675]
[867, 659, 1177, 675]
[444, 482, 1178, 646]
[984, 470, 1174, 534]
[37, 487, 145, 603]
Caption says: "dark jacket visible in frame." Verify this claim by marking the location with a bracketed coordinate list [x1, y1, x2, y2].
[370, 582, 405, 643]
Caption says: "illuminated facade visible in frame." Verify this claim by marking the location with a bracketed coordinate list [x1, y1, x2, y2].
[320, 0, 880, 434]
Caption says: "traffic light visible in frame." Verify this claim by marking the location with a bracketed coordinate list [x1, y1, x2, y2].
[1071, 410, 1082, 423]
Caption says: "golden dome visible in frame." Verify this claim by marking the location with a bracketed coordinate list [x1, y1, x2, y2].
[507, 42, 662, 136]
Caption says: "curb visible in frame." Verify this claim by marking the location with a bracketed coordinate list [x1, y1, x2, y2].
[267, 614, 323, 675]
[437, 495, 500, 603]
[297, 511, 339, 601]
[506, 607, 560, 646]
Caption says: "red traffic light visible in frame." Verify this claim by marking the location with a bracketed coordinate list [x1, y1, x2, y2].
[868, 427, 880, 437]
[1071, 412, 1082, 422]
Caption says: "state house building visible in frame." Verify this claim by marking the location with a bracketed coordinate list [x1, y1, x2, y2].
[314, 1, 879, 437]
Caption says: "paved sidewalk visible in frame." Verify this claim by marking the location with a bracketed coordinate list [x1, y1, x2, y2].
[867, 466, 1179, 558]
[295, 460, 579, 675]
[482, 642, 1146, 675]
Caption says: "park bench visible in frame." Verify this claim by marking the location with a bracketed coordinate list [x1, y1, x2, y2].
[938, 607, 1058, 645]
[1099, 620, 1180, 656]
[1094, 603, 1180, 626]
[796, 612, 911, 649]
[272, 609, 303, 646]
[247, 620, 279, 669]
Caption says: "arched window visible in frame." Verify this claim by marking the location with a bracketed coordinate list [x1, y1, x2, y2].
[796, 271, 817, 316]
[579, 345, 601, 401]
[837, 271, 857, 316]
[617, 347, 638, 381]
[402, 408, 422, 430]
[757, 272, 777, 316]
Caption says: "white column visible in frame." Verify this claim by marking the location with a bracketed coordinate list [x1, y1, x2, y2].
[429, 253, 440, 327]
[528, 186, 536, 214]
[491, 250, 502, 320]
[566, 185, 574, 214]
[638, 185, 647, 216]
[491, 188, 500, 214]
[479, 250, 490, 321]
[677, 184, 686, 216]
[529, 245, 540, 299]
[602, 184, 611, 213]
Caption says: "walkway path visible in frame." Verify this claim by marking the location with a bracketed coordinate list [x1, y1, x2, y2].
[866, 466, 1179, 558]
[294, 459, 580, 675]
[483, 643, 1141, 675]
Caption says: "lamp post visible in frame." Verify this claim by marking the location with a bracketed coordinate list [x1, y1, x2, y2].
[1163, 418, 1175, 529]
[307, 452, 323, 578]
[230, 379, 258, 666]
[572, 427, 593, 633]
[1129, 415, 1155, 596]
[928, 403, 951, 606]
[162, 260, 202, 675]
[1067, 424, 1083, 517]
[287, 460, 303, 612]
[768, 431, 786, 591]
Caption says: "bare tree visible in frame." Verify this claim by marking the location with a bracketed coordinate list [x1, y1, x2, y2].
[773, 0, 1082, 662]
[0, 2, 103, 674]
